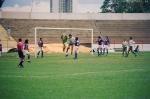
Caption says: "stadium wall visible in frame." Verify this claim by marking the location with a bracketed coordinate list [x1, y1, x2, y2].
[0, 11, 150, 20]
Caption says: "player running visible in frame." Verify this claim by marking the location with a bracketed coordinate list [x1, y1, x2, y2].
[37, 38, 44, 58]
[17, 38, 24, 68]
[103, 36, 110, 56]
[96, 36, 103, 56]
[127, 37, 137, 57]
[134, 45, 140, 55]
[66, 34, 75, 57]
[24, 39, 30, 62]
[74, 37, 80, 59]
[122, 39, 128, 57]
[61, 33, 68, 52]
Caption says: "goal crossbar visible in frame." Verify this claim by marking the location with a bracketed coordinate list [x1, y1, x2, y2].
[34, 27, 94, 58]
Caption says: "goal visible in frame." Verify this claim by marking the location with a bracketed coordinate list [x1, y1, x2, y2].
[34, 27, 94, 57]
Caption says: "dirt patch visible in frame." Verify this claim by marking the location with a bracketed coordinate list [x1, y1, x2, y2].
[29, 43, 91, 53]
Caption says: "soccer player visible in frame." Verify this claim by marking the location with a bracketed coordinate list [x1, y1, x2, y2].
[24, 39, 30, 62]
[127, 37, 136, 57]
[17, 38, 24, 68]
[96, 36, 103, 56]
[134, 45, 140, 55]
[37, 38, 44, 58]
[61, 33, 68, 52]
[103, 36, 110, 55]
[122, 39, 128, 57]
[66, 34, 75, 57]
[0, 39, 2, 56]
[74, 37, 80, 59]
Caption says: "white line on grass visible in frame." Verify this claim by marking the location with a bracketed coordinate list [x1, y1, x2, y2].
[0, 68, 149, 79]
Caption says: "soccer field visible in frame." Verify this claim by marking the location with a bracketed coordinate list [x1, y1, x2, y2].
[0, 52, 150, 99]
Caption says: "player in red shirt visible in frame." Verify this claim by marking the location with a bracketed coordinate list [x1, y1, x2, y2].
[17, 38, 24, 68]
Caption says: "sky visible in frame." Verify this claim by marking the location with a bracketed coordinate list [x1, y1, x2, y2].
[1, 0, 104, 13]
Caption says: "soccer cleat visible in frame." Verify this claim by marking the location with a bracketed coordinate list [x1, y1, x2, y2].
[65, 53, 69, 57]
[27, 60, 31, 63]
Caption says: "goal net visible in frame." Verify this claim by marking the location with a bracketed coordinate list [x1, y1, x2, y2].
[34, 27, 94, 57]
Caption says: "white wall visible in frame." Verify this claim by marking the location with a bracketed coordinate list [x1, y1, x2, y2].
[0, 12, 150, 20]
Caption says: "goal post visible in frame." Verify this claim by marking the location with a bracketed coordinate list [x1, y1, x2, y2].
[34, 27, 94, 58]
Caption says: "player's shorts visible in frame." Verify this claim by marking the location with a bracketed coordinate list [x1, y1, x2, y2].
[98, 45, 103, 49]
[74, 46, 79, 52]
[37, 47, 43, 52]
[123, 47, 127, 51]
[24, 50, 30, 55]
[18, 50, 24, 58]
[128, 46, 133, 51]
[63, 42, 68, 46]
[104, 45, 109, 49]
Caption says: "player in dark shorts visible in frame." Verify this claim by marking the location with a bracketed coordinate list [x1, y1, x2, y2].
[122, 39, 128, 57]
[0, 39, 2, 56]
[103, 36, 110, 55]
[127, 37, 136, 57]
[97, 36, 103, 56]
[61, 33, 68, 52]
[74, 37, 80, 59]
[134, 45, 140, 55]
[66, 34, 75, 57]
[17, 38, 24, 68]
[24, 39, 30, 62]
[37, 38, 44, 58]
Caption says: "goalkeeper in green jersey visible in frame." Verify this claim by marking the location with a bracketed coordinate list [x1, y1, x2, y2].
[61, 33, 68, 52]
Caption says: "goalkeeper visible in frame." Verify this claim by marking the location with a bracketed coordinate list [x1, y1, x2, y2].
[61, 33, 68, 52]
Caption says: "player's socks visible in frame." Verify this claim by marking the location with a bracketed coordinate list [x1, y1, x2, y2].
[66, 52, 68, 57]
[74, 52, 77, 59]
[41, 51, 44, 58]
[18, 61, 24, 68]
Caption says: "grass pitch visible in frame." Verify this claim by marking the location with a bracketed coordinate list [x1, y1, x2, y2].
[0, 52, 150, 99]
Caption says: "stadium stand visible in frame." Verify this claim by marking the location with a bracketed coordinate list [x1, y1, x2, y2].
[0, 24, 17, 48]
[0, 19, 150, 44]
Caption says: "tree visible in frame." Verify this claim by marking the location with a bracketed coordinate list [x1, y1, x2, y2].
[101, 0, 150, 13]
[101, 0, 112, 13]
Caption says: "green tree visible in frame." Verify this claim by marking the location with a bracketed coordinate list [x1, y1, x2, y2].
[101, 0, 150, 13]
[101, 0, 112, 13]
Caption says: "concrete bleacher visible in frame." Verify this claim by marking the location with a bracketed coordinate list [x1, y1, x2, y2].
[0, 19, 150, 44]
[0, 24, 17, 48]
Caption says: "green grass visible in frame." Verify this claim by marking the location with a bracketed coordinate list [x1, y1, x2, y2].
[0, 52, 150, 99]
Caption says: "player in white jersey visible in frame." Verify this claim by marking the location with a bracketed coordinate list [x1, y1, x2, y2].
[66, 34, 75, 57]
[24, 39, 30, 62]
[127, 37, 136, 57]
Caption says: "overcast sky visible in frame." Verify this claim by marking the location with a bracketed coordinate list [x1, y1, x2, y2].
[2, 0, 104, 13]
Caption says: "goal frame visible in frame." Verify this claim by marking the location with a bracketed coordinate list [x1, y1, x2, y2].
[34, 27, 94, 58]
